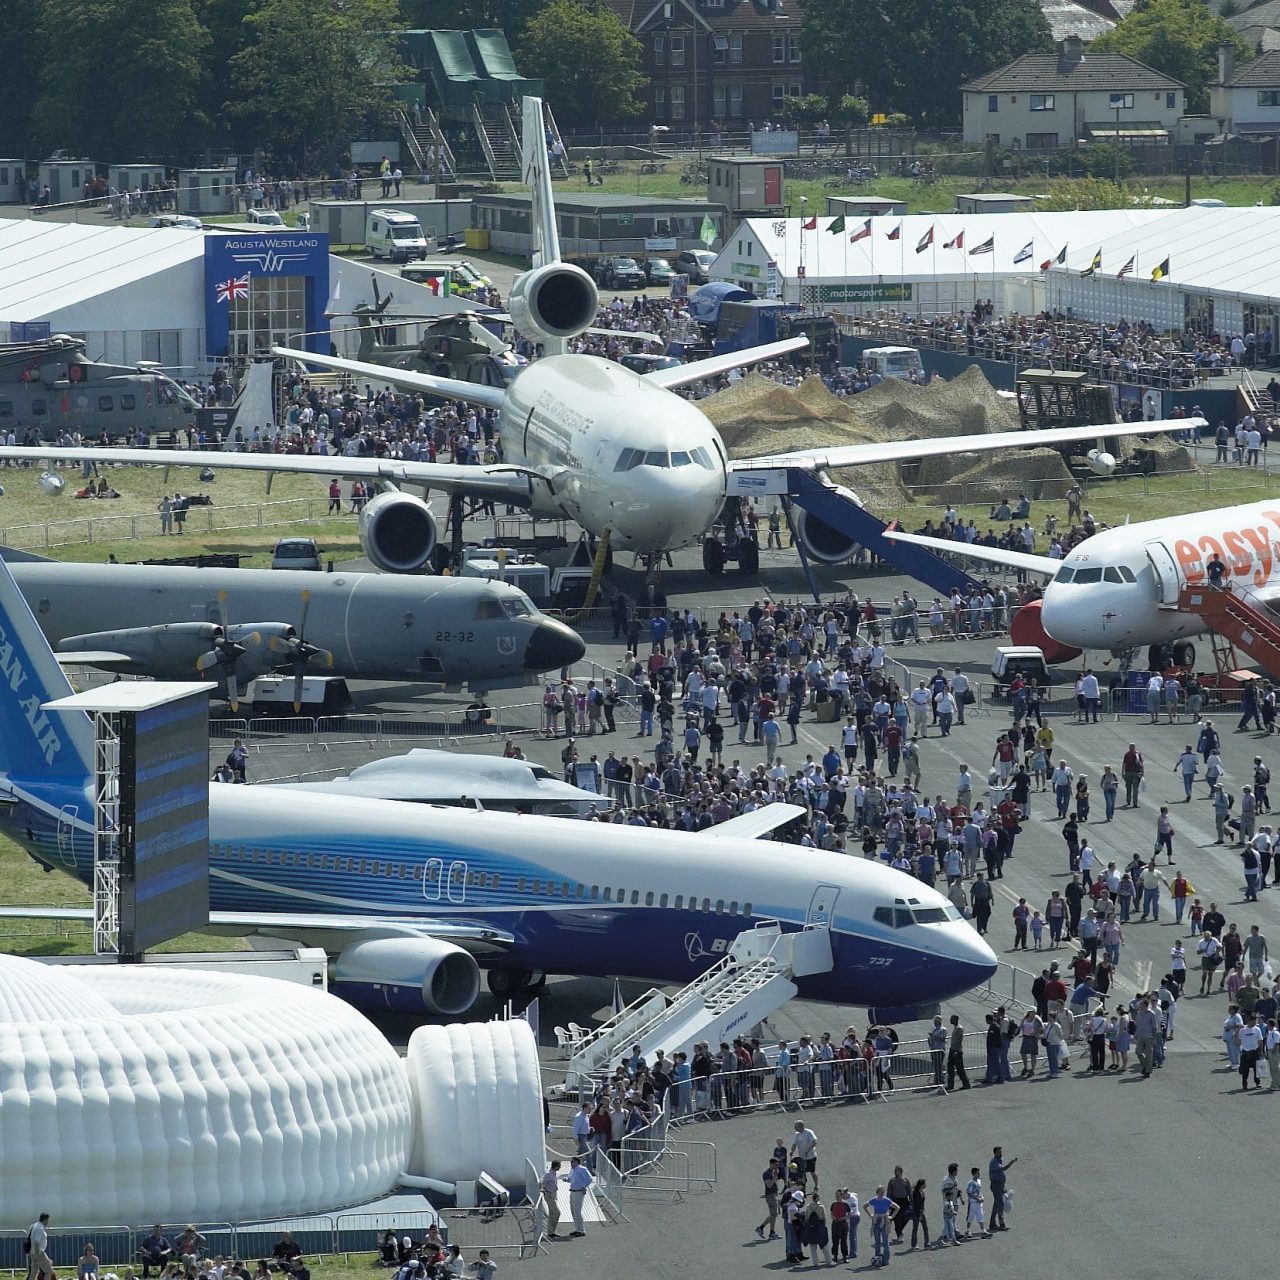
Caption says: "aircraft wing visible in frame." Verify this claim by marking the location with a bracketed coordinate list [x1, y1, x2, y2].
[55, 650, 137, 669]
[703, 802, 809, 839]
[0, 906, 516, 954]
[883, 530, 1062, 578]
[642, 337, 810, 390]
[0, 440, 538, 504]
[729, 416, 1201, 472]
[272, 346, 506, 410]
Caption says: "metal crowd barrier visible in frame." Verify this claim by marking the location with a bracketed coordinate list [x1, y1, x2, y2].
[438, 1207, 541, 1258]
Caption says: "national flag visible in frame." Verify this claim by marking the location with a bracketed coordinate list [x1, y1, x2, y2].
[216, 274, 250, 304]
[849, 218, 872, 243]
[699, 214, 717, 247]
[915, 225, 934, 254]
[968, 236, 994, 256]
[827, 215, 845, 234]
[1040, 244, 1067, 271]
[1012, 240, 1033, 264]
[1151, 256, 1170, 281]
[1081, 248, 1102, 277]
[1117, 254, 1135, 279]
[944, 230, 964, 250]
[886, 222, 902, 241]
[802, 215, 818, 231]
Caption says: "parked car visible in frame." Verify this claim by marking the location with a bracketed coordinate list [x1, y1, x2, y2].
[271, 537, 322, 571]
[645, 257, 674, 284]
[598, 256, 647, 289]
[673, 249, 715, 283]
[246, 208, 285, 226]
[146, 214, 203, 230]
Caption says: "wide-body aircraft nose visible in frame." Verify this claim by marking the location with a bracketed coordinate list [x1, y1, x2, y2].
[524, 617, 585, 672]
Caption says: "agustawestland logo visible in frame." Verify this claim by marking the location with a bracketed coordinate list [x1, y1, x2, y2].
[228, 248, 312, 273]
[0, 622, 63, 764]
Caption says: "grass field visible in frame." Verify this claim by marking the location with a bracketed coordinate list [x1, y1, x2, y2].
[0, 460, 364, 565]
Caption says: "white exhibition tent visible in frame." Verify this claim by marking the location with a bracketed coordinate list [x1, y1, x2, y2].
[715, 205, 1280, 327]
[0, 219, 206, 368]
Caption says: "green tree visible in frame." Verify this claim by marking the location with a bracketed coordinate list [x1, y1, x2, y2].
[1091, 0, 1252, 114]
[32, 0, 211, 161]
[0, 0, 41, 158]
[401, 0, 547, 36]
[1038, 176, 1136, 210]
[227, 0, 407, 168]
[800, 0, 1052, 128]
[517, 0, 645, 127]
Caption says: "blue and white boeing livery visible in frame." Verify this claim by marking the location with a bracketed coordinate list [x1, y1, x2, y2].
[0, 557, 996, 1018]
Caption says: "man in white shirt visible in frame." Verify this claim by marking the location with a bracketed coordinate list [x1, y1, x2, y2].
[1239, 1013, 1264, 1089]
[571, 1102, 592, 1161]
[1079, 670, 1101, 723]
[564, 1156, 593, 1236]
[790, 1121, 819, 1189]
[28, 1214, 53, 1280]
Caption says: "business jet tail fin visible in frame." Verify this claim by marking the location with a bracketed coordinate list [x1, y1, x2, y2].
[523, 96, 561, 268]
[0, 557, 95, 785]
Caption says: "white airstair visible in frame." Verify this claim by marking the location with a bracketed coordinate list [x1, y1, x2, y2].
[566, 923, 833, 1082]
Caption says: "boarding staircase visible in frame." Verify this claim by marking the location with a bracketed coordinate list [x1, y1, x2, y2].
[782, 468, 984, 599]
[473, 102, 521, 181]
[1175, 582, 1280, 679]
[566, 923, 832, 1082]
[393, 105, 456, 180]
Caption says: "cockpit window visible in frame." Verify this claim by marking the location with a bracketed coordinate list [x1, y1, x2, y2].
[1054, 567, 1074, 583]
[644, 450, 669, 468]
[1118, 565, 1137, 582]
[614, 448, 642, 471]
[911, 907, 949, 924]
[690, 446, 716, 470]
[1103, 567, 1123, 583]
[474, 597, 506, 620]
[671, 451, 691, 467]
[1073, 567, 1103, 584]
[501, 597, 532, 618]
[873, 905, 913, 929]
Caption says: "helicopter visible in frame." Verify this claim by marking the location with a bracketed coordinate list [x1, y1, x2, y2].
[330, 275, 528, 391]
[0, 335, 202, 440]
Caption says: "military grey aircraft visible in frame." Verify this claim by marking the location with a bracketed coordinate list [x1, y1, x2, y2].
[3, 553, 584, 703]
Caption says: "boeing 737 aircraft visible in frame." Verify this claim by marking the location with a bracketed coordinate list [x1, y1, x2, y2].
[888, 496, 1280, 667]
[0, 556, 995, 1017]
[0, 98, 1182, 574]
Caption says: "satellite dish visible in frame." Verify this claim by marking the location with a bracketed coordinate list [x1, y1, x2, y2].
[38, 471, 65, 496]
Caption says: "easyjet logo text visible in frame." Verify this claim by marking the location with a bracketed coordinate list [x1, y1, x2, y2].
[1173, 510, 1280, 588]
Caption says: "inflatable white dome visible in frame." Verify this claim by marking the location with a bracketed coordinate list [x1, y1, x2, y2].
[0, 954, 411, 1226]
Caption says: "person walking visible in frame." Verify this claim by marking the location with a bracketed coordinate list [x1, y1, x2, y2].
[908, 1179, 930, 1250]
[756, 1158, 783, 1241]
[963, 1169, 992, 1240]
[27, 1214, 53, 1280]
[1134, 997, 1160, 1077]
[1122, 743, 1144, 807]
[926, 1015, 947, 1086]
[988, 1148, 1015, 1231]
[801, 1193, 832, 1267]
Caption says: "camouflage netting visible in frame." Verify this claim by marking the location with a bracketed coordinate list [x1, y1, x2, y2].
[701, 364, 1196, 510]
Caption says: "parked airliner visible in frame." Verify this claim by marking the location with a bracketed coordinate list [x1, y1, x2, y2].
[888, 496, 1280, 666]
[0, 98, 1182, 574]
[0, 557, 996, 1017]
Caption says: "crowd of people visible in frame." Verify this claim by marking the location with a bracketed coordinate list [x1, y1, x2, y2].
[850, 306, 1265, 389]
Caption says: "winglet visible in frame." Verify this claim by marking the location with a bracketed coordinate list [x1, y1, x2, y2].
[522, 97, 561, 268]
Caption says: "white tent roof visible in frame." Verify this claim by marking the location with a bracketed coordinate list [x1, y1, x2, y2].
[731, 208, 1170, 282]
[0, 219, 207, 322]
[1043, 204, 1280, 297]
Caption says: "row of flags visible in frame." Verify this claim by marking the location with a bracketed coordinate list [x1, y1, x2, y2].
[796, 214, 1171, 279]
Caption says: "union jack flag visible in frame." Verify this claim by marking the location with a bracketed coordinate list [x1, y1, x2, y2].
[216, 274, 251, 304]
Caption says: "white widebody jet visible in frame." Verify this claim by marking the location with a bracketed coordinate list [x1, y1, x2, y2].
[0, 98, 1187, 572]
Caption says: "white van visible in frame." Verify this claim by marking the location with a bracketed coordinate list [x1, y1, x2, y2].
[862, 345, 925, 380]
[365, 208, 431, 262]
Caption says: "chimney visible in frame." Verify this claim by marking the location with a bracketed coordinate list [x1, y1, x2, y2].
[1219, 39, 1235, 85]
[1059, 35, 1083, 70]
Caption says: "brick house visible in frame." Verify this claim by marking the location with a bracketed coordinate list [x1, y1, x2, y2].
[602, 0, 803, 128]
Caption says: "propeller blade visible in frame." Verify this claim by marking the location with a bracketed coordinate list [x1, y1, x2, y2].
[292, 669, 305, 713]
[268, 634, 294, 653]
[196, 651, 220, 673]
[227, 670, 240, 713]
[215, 590, 230, 630]
[298, 591, 312, 639]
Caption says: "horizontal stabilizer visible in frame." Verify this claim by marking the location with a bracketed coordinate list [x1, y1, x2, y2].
[703, 802, 808, 840]
[54, 651, 136, 669]
[643, 337, 809, 389]
[883, 529, 1062, 578]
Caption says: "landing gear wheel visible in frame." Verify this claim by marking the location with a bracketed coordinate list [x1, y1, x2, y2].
[737, 537, 760, 575]
[1172, 641, 1195, 669]
[702, 536, 725, 575]
[487, 968, 530, 998]
[1147, 644, 1169, 673]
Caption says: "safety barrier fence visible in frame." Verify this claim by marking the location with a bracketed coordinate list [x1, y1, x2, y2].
[0, 1205, 540, 1273]
[974, 681, 1247, 720]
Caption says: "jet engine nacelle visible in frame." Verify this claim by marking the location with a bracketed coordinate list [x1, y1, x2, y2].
[507, 262, 598, 342]
[358, 490, 438, 574]
[1087, 448, 1116, 476]
[792, 480, 864, 565]
[332, 935, 482, 1015]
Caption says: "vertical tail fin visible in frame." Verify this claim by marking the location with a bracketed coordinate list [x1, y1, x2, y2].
[0, 557, 94, 785]
[522, 96, 562, 268]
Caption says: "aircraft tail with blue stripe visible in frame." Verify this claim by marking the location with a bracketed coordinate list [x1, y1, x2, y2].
[0, 555, 95, 867]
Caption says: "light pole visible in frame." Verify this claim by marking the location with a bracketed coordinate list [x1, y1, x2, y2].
[1113, 102, 1121, 185]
